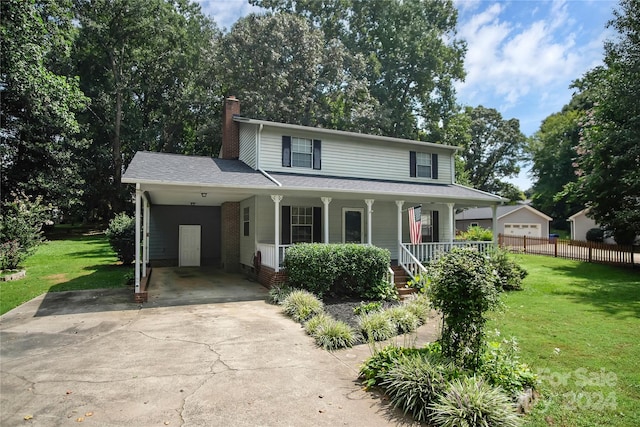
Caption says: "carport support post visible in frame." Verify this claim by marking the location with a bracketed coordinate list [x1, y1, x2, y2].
[272, 195, 283, 272]
[142, 196, 149, 277]
[135, 184, 141, 294]
[492, 205, 498, 245]
[321, 197, 331, 243]
[447, 203, 455, 243]
[365, 199, 374, 245]
[396, 200, 404, 253]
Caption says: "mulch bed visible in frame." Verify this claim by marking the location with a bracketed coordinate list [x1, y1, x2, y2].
[322, 295, 400, 330]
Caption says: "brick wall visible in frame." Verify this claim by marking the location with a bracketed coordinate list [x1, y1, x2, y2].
[221, 96, 240, 159]
[256, 265, 288, 289]
[221, 202, 240, 272]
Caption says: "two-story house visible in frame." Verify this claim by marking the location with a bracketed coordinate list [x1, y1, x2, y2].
[123, 97, 505, 300]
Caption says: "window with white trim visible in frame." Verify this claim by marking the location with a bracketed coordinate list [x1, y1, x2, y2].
[291, 206, 313, 243]
[292, 137, 313, 168]
[421, 211, 433, 239]
[243, 207, 250, 236]
[416, 152, 432, 178]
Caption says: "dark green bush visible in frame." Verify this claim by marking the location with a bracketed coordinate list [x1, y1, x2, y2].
[283, 243, 390, 298]
[429, 376, 521, 427]
[364, 278, 399, 301]
[106, 213, 135, 265]
[487, 247, 528, 291]
[428, 248, 501, 370]
[586, 227, 604, 242]
[458, 225, 494, 242]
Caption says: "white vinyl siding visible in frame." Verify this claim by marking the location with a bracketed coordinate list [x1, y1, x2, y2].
[239, 124, 257, 169]
[256, 126, 453, 184]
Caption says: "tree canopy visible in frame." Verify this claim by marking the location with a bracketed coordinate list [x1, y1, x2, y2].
[567, 0, 640, 243]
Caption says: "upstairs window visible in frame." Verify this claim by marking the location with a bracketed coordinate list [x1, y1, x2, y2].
[410, 151, 438, 179]
[292, 137, 312, 168]
[282, 136, 321, 169]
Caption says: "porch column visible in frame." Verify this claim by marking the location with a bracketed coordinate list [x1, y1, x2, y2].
[492, 204, 498, 244]
[395, 200, 404, 249]
[272, 195, 283, 272]
[365, 199, 374, 245]
[321, 197, 331, 243]
[134, 184, 141, 294]
[447, 203, 455, 243]
[142, 196, 149, 277]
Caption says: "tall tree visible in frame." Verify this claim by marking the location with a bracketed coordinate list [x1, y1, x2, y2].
[73, 0, 219, 217]
[250, 0, 466, 140]
[451, 106, 527, 199]
[529, 108, 583, 229]
[1, 0, 87, 214]
[215, 13, 380, 133]
[569, 0, 640, 244]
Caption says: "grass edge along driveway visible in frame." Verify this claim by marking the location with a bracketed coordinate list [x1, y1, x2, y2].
[0, 233, 130, 315]
[491, 254, 639, 427]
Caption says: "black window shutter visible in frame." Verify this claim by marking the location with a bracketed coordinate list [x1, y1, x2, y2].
[313, 139, 321, 170]
[313, 207, 322, 242]
[410, 151, 416, 177]
[432, 153, 438, 179]
[282, 136, 291, 167]
[432, 211, 439, 242]
[281, 206, 291, 244]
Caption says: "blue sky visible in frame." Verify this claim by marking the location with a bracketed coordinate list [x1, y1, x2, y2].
[196, 0, 616, 190]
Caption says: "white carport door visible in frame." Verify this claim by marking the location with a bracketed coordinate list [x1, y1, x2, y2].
[504, 223, 541, 238]
[179, 225, 201, 266]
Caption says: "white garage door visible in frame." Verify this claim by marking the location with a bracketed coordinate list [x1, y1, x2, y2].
[504, 223, 541, 238]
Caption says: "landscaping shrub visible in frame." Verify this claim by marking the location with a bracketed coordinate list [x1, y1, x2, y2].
[353, 301, 382, 316]
[267, 284, 295, 305]
[381, 352, 459, 423]
[477, 336, 537, 398]
[304, 312, 333, 336]
[0, 193, 49, 270]
[358, 310, 395, 342]
[313, 318, 356, 350]
[403, 293, 431, 325]
[586, 227, 604, 242]
[385, 306, 420, 334]
[487, 247, 528, 291]
[364, 278, 399, 301]
[458, 225, 494, 242]
[106, 213, 135, 265]
[283, 243, 390, 298]
[282, 290, 324, 323]
[430, 376, 521, 427]
[407, 273, 430, 293]
[428, 248, 501, 369]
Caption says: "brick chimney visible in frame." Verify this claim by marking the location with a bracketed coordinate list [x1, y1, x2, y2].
[221, 96, 240, 159]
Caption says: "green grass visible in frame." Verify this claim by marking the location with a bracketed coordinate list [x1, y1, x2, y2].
[0, 233, 131, 315]
[489, 254, 640, 427]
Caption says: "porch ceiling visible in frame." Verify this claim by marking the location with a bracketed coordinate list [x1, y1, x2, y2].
[142, 184, 256, 206]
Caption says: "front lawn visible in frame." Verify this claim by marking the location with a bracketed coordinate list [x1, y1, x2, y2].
[0, 232, 131, 315]
[490, 254, 640, 427]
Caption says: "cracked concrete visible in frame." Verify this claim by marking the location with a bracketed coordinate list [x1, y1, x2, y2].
[0, 268, 422, 426]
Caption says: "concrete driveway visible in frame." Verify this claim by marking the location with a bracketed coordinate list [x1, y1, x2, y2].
[0, 269, 421, 426]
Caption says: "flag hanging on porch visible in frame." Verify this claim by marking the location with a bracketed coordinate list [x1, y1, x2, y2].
[408, 205, 422, 244]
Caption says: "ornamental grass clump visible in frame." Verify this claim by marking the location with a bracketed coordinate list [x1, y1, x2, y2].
[358, 310, 395, 342]
[429, 376, 521, 427]
[314, 318, 356, 350]
[403, 293, 431, 325]
[385, 306, 420, 334]
[304, 312, 333, 336]
[282, 290, 324, 323]
[381, 352, 458, 423]
[267, 284, 296, 305]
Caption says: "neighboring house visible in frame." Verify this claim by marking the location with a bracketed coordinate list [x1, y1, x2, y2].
[123, 97, 505, 299]
[568, 208, 598, 241]
[456, 205, 552, 238]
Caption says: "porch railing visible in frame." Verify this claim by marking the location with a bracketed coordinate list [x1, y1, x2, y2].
[256, 243, 293, 270]
[399, 243, 428, 281]
[404, 241, 494, 263]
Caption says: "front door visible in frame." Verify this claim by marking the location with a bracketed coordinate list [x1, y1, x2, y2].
[179, 225, 201, 266]
[343, 208, 364, 243]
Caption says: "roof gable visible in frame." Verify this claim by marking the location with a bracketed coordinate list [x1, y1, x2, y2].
[456, 205, 552, 221]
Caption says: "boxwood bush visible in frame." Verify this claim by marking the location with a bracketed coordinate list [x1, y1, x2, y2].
[283, 243, 391, 298]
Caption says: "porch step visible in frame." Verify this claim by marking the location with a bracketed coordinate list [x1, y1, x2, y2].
[396, 286, 417, 299]
[390, 265, 416, 299]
